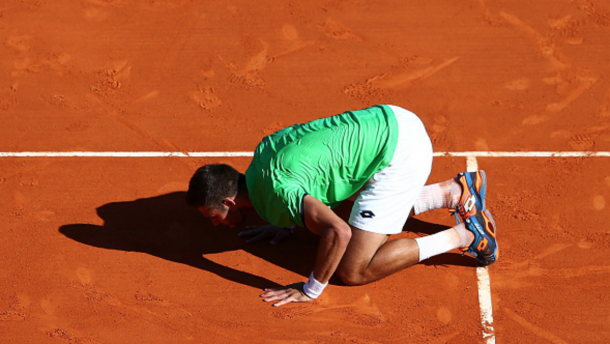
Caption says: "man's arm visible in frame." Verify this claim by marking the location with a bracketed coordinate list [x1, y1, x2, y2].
[302, 195, 352, 284]
[260, 195, 352, 306]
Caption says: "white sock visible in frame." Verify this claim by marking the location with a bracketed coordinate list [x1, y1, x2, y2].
[414, 224, 468, 262]
[413, 181, 462, 215]
[413, 182, 452, 214]
[413, 184, 445, 215]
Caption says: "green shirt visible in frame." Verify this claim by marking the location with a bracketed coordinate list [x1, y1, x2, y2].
[245, 105, 399, 228]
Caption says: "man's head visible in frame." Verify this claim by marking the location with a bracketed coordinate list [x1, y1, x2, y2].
[186, 164, 248, 228]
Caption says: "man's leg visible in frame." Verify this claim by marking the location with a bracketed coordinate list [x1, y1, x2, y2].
[414, 171, 498, 266]
[413, 179, 461, 215]
[336, 224, 473, 286]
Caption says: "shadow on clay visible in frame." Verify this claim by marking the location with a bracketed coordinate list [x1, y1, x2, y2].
[59, 192, 476, 291]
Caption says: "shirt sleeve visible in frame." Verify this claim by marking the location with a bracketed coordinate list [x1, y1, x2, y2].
[274, 184, 306, 228]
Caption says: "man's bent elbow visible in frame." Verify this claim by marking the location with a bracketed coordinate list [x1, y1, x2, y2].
[333, 223, 352, 246]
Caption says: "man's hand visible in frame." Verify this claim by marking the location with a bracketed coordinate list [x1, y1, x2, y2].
[260, 282, 312, 307]
[238, 225, 294, 245]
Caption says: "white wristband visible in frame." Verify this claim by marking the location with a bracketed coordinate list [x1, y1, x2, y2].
[302, 271, 328, 299]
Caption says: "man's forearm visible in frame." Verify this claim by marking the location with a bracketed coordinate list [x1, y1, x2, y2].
[312, 224, 351, 283]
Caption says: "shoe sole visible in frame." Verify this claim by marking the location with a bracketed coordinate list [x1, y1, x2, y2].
[469, 209, 498, 266]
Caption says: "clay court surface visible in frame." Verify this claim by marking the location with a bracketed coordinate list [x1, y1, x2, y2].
[1, 0, 610, 343]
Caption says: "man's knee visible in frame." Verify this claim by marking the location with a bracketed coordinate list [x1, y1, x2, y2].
[336, 266, 367, 286]
[336, 226, 388, 286]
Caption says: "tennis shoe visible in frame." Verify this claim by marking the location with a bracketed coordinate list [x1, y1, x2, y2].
[452, 170, 498, 266]
[458, 208, 498, 266]
[454, 170, 487, 221]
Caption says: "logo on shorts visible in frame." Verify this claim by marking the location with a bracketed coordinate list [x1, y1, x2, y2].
[359, 210, 375, 218]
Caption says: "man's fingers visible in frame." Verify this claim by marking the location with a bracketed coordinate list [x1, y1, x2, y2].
[260, 288, 289, 297]
[272, 297, 295, 307]
[270, 229, 291, 245]
[260, 289, 291, 302]
[262, 291, 296, 307]
[269, 291, 308, 307]
[260, 287, 311, 307]
[237, 227, 265, 237]
[245, 231, 270, 243]
[240, 226, 293, 244]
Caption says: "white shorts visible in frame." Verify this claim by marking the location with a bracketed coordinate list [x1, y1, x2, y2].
[348, 105, 433, 235]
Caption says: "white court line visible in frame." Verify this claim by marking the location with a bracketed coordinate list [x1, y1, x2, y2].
[0, 151, 609, 158]
[477, 266, 495, 344]
[467, 156, 496, 344]
[437, 151, 610, 158]
[0, 151, 254, 158]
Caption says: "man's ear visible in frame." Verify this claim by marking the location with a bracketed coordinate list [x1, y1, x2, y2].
[222, 198, 236, 208]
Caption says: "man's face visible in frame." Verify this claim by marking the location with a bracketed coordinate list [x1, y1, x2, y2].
[197, 204, 244, 228]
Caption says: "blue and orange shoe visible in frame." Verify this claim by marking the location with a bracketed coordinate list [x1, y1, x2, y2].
[452, 171, 498, 266]
[457, 208, 498, 266]
[454, 171, 487, 221]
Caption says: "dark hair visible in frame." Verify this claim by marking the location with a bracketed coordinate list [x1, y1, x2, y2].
[186, 164, 245, 209]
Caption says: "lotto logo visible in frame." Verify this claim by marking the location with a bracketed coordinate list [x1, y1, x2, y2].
[464, 195, 476, 213]
[360, 210, 375, 218]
